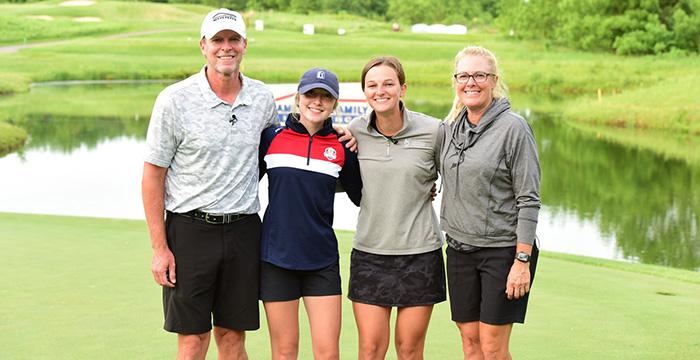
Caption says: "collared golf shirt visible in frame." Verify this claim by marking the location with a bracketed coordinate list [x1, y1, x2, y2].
[145, 67, 278, 214]
[348, 105, 443, 255]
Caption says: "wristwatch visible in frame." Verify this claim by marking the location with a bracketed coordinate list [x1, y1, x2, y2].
[515, 251, 531, 263]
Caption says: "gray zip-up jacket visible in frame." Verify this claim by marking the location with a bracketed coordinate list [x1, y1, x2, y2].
[439, 97, 540, 247]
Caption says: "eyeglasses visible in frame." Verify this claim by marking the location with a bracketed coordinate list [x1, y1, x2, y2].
[453, 72, 494, 84]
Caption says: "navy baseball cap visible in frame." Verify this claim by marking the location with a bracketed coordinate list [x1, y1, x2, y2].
[298, 68, 339, 99]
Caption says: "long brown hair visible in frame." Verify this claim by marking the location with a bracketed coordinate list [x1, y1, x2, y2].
[360, 56, 406, 91]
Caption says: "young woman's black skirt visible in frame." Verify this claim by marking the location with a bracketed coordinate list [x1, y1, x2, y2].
[348, 248, 446, 307]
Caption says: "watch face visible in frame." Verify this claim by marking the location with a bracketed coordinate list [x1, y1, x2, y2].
[516, 252, 530, 262]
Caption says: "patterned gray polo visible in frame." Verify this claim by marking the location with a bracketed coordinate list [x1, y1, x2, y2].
[145, 67, 278, 214]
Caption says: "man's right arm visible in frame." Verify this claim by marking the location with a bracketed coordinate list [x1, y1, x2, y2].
[142, 162, 176, 288]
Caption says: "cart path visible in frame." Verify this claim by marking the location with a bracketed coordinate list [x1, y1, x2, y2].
[0, 28, 188, 54]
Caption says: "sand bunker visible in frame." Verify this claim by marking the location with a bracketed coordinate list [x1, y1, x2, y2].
[73, 17, 102, 22]
[27, 15, 55, 21]
[59, 0, 95, 6]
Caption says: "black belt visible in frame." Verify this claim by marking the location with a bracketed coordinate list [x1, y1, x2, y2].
[179, 210, 252, 224]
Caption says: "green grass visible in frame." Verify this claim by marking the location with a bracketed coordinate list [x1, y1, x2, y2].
[1, 212, 699, 359]
[0, 83, 160, 153]
[0, 1, 699, 160]
[0, 121, 27, 155]
[1, 1, 697, 98]
[0, 0, 203, 45]
[563, 74, 700, 134]
[0, 1, 388, 46]
[0, 83, 164, 121]
[249, 9, 390, 34]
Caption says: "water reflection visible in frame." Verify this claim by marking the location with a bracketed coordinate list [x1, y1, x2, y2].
[20, 114, 148, 153]
[0, 137, 146, 219]
[531, 114, 700, 270]
[0, 85, 698, 270]
[0, 82, 158, 155]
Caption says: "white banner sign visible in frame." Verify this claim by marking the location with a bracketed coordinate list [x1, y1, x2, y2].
[267, 82, 370, 125]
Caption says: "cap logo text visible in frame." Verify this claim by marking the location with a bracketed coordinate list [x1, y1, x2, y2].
[212, 13, 237, 22]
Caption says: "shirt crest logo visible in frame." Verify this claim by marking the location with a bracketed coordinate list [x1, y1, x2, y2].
[323, 147, 337, 161]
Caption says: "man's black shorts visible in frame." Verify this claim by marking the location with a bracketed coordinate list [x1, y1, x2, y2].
[162, 212, 261, 334]
[447, 244, 539, 325]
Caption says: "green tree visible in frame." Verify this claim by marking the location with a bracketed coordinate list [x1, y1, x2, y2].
[289, 0, 314, 13]
[168, 0, 249, 9]
[670, 8, 700, 52]
[496, 0, 561, 38]
[387, 0, 493, 24]
[497, 0, 700, 55]
[613, 14, 673, 55]
[248, 0, 291, 10]
[322, 0, 388, 18]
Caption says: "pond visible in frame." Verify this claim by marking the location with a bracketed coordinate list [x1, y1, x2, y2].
[1, 83, 698, 271]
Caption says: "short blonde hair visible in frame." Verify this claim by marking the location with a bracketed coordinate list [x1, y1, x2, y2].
[446, 46, 508, 123]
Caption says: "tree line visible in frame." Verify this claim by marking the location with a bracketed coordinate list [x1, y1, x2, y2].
[497, 0, 700, 55]
[6, 0, 699, 55]
[171, 0, 700, 55]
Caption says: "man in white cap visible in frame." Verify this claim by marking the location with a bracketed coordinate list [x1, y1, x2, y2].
[142, 8, 277, 359]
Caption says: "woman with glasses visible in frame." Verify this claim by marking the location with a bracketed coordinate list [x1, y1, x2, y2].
[258, 67, 362, 360]
[439, 46, 541, 359]
[347, 56, 445, 360]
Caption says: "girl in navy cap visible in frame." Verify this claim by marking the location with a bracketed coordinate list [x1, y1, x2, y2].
[258, 68, 362, 359]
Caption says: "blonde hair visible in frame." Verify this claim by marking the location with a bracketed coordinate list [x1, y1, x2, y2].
[291, 93, 339, 118]
[446, 46, 508, 123]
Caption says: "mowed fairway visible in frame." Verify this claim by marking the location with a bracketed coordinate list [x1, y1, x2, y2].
[1, 212, 699, 359]
[1, 1, 699, 163]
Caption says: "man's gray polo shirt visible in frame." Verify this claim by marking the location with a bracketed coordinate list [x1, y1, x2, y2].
[145, 67, 278, 214]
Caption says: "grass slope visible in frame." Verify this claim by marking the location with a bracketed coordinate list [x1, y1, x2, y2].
[1, 212, 699, 359]
[0, 83, 165, 121]
[0, 1, 698, 160]
[563, 74, 700, 135]
[0, 2, 697, 97]
[0, 0, 203, 45]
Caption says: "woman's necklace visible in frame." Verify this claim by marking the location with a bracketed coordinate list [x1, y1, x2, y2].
[375, 115, 402, 137]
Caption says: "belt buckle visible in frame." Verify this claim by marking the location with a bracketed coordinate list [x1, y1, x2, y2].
[204, 213, 223, 224]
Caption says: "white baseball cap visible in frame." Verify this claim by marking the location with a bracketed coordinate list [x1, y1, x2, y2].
[200, 8, 247, 40]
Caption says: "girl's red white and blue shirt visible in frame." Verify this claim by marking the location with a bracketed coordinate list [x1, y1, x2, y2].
[259, 114, 362, 270]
